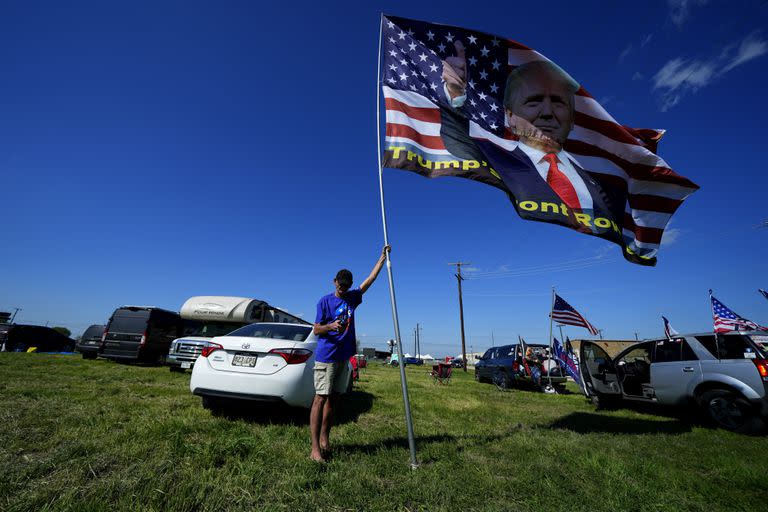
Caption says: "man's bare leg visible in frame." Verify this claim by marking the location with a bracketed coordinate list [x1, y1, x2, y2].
[319, 393, 336, 454]
[309, 394, 327, 462]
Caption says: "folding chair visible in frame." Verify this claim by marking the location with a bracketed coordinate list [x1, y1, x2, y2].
[429, 363, 453, 384]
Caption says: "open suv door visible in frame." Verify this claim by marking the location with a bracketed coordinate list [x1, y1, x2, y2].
[580, 341, 621, 405]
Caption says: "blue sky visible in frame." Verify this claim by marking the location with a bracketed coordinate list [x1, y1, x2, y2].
[1, 0, 767, 356]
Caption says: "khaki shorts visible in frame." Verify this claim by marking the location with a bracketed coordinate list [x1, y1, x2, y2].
[314, 361, 351, 395]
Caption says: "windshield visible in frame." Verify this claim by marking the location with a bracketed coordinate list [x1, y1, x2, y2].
[226, 323, 312, 341]
[184, 321, 244, 338]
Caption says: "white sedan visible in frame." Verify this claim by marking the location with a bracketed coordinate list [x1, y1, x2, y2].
[190, 322, 350, 411]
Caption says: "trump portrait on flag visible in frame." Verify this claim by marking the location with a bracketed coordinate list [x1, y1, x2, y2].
[439, 47, 625, 240]
[380, 15, 699, 265]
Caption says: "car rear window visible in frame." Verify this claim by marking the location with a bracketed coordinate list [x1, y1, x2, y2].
[81, 326, 104, 339]
[226, 323, 312, 341]
[108, 314, 149, 334]
[695, 334, 766, 359]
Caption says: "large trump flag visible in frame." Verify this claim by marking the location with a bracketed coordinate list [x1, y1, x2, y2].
[380, 15, 698, 265]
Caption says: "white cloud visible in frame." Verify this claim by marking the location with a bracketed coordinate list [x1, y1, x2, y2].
[722, 33, 768, 72]
[668, 0, 708, 27]
[618, 44, 633, 62]
[652, 32, 768, 110]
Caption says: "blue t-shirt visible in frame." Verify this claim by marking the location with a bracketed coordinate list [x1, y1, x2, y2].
[314, 288, 363, 363]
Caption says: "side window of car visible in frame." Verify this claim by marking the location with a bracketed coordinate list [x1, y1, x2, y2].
[501, 346, 514, 358]
[653, 338, 682, 363]
[696, 334, 752, 359]
[680, 339, 698, 361]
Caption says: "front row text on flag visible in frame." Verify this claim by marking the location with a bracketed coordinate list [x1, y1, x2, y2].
[380, 15, 699, 265]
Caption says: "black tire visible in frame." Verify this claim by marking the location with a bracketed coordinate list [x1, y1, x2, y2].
[82, 352, 97, 360]
[700, 389, 765, 434]
[493, 371, 511, 391]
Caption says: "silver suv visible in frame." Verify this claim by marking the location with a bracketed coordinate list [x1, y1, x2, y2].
[580, 332, 768, 433]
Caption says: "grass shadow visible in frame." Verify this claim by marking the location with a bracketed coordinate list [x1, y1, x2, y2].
[544, 411, 693, 435]
[213, 390, 375, 426]
[333, 427, 523, 460]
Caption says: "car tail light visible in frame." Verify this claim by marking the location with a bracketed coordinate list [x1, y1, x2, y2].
[752, 359, 768, 381]
[269, 348, 313, 364]
[201, 342, 223, 358]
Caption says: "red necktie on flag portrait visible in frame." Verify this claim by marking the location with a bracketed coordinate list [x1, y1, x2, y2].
[543, 153, 581, 210]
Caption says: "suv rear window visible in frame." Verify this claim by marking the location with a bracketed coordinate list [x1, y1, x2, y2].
[108, 314, 149, 334]
[226, 323, 312, 341]
[695, 334, 765, 359]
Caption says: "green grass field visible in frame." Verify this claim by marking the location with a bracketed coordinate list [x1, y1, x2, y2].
[1, 353, 766, 511]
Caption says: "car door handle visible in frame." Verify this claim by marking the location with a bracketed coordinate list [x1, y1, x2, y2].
[682, 367, 695, 373]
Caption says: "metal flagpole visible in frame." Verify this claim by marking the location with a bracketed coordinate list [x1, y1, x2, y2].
[708, 289, 720, 361]
[375, 14, 418, 469]
[547, 287, 555, 390]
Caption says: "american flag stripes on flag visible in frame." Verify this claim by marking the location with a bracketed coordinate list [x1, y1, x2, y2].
[380, 15, 698, 266]
[662, 315, 679, 338]
[551, 294, 598, 335]
[709, 290, 767, 333]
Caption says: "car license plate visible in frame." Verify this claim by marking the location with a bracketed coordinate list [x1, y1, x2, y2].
[181, 362, 191, 369]
[232, 353, 257, 367]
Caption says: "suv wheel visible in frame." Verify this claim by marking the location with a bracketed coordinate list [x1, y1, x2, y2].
[700, 389, 764, 434]
[493, 371, 511, 391]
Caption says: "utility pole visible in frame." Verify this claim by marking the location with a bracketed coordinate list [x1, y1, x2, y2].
[491, 331, 495, 347]
[413, 327, 417, 357]
[634, 331, 639, 341]
[415, 323, 422, 358]
[448, 262, 469, 371]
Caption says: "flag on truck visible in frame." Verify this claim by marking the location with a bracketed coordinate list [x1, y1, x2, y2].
[551, 294, 598, 335]
[710, 290, 767, 333]
[553, 336, 581, 388]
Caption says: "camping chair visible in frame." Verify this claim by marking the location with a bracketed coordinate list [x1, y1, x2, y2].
[429, 363, 453, 385]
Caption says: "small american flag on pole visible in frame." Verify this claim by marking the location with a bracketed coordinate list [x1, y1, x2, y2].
[551, 294, 598, 335]
[709, 290, 767, 333]
[662, 315, 679, 339]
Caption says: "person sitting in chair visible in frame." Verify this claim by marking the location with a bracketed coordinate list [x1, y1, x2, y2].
[525, 347, 543, 387]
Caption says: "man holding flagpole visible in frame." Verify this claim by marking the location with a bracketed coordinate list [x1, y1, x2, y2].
[309, 245, 390, 462]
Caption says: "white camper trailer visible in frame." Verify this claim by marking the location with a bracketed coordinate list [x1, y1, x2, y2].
[167, 296, 308, 371]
